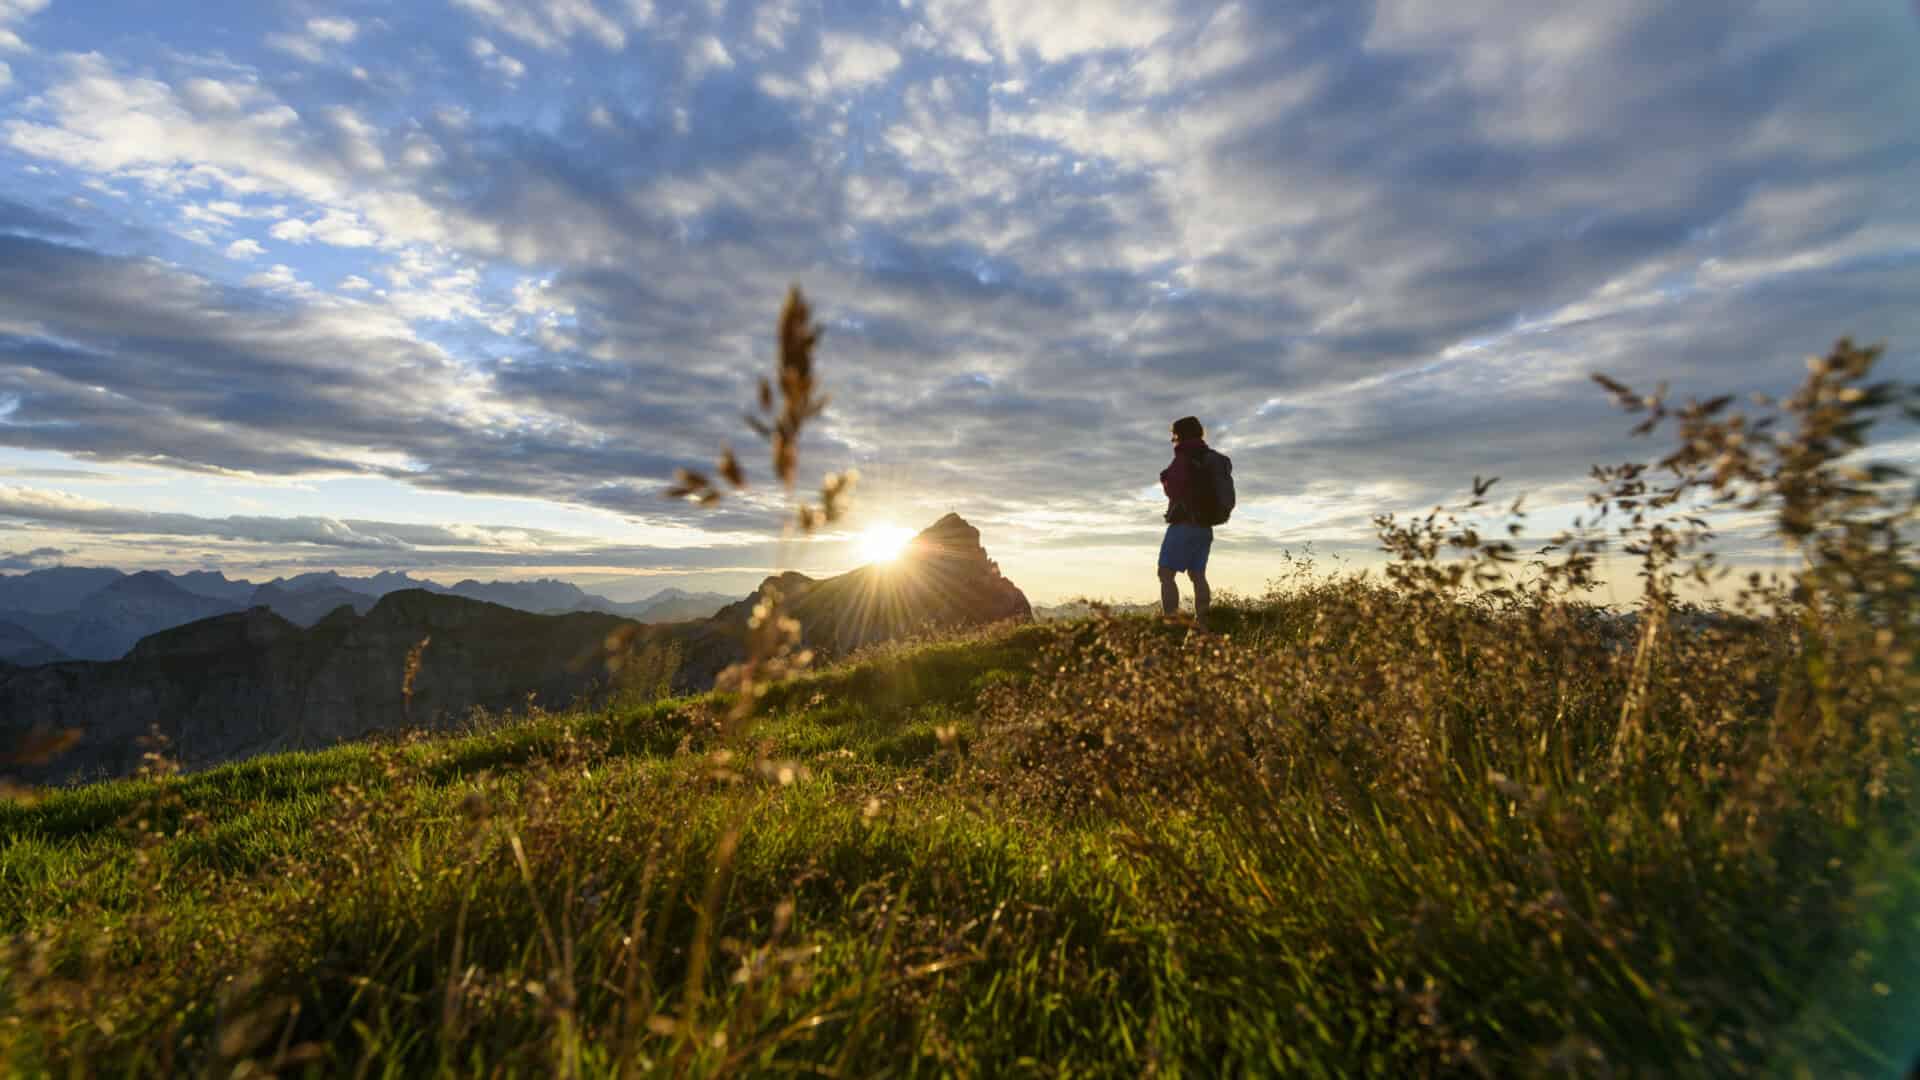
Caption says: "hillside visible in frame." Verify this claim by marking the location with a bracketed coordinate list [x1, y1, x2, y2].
[0, 515, 1029, 784]
[0, 620, 64, 666]
[0, 588, 1911, 1075]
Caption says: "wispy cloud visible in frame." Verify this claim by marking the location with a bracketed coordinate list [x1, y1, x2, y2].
[0, 0, 49, 53]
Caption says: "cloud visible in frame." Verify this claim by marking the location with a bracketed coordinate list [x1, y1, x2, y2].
[0, 195, 80, 237]
[754, 0, 800, 51]
[224, 238, 265, 259]
[686, 35, 733, 78]
[306, 17, 360, 45]
[452, 0, 627, 52]
[0, 485, 407, 549]
[269, 209, 383, 247]
[6, 53, 493, 251]
[810, 33, 900, 91]
[266, 15, 362, 62]
[0, 233, 770, 532]
[243, 263, 307, 292]
[469, 36, 528, 82]
[0, 0, 47, 53]
[0, 486, 787, 576]
[922, 0, 1178, 63]
[0, 545, 67, 571]
[0, 485, 651, 555]
[264, 34, 325, 63]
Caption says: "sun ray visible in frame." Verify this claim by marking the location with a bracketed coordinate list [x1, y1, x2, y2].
[856, 524, 916, 565]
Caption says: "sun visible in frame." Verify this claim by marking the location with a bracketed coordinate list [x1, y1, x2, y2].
[856, 524, 917, 565]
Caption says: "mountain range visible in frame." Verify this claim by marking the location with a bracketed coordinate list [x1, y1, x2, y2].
[0, 567, 733, 664]
[0, 514, 1031, 784]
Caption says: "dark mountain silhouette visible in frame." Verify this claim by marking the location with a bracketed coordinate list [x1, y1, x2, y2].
[0, 619, 66, 666]
[262, 570, 412, 598]
[0, 514, 1029, 784]
[0, 572, 246, 661]
[0, 594, 636, 782]
[0, 566, 126, 613]
[448, 577, 593, 612]
[0, 568, 725, 661]
[249, 582, 380, 627]
[621, 588, 734, 623]
[676, 514, 1032, 689]
[166, 570, 256, 605]
[753, 513, 1032, 655]
[366, 571, 433, 594]
[62, 573, 246, 660]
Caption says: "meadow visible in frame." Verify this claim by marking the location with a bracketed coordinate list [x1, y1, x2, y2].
[0, 337, 1915, 1076]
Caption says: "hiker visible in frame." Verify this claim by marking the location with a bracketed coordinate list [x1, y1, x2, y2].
[1158, 416, 1234, 629]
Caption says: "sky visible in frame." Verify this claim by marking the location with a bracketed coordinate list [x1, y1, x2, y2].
[0, 0, 1915, 605]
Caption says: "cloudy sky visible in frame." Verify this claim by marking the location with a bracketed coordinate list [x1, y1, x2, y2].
[0, 0, 1914, 603]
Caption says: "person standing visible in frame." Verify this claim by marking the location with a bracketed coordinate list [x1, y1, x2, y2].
[1158, 416, 1233, 629]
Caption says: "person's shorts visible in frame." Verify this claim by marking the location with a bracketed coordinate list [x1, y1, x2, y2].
[1158, 523, 1213, 575]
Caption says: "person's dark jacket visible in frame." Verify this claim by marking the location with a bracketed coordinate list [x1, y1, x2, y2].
[1160, 437, 1211, 525]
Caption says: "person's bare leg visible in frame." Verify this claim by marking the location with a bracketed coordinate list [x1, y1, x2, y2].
[1191, 570, 1211, 629]
[1159, 566, 1180, 616]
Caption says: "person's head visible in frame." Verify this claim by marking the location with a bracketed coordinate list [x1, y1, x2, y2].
[1171, 416, 1204, 443]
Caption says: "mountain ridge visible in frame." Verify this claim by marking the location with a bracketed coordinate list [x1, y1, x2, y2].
[0, 567, 735, 662]
[1, 515, 1030, 783]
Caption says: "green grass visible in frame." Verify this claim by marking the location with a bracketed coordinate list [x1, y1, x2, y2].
[1, 603, 1914, 1077]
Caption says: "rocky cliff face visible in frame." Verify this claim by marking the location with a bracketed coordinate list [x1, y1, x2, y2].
[1, 515, 1031, 784]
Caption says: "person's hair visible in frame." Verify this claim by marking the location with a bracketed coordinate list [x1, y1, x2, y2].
[1171, 416, 1204, 440]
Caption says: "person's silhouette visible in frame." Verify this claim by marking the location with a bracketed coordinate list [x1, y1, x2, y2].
[1158, 416, 1215, 629]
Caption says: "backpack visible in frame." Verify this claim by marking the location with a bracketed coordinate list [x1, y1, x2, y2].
[1185, 450, 1236, 526]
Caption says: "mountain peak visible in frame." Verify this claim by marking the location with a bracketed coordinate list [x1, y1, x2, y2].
[106, 570, 197, 598]
[129, 606, 298, 661]
[774, 513, 1030, 655]
[911, 513, 985, 557]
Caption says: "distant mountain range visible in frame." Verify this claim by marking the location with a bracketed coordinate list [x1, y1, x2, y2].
[1032, 601, 1160, 621]
[1, 514, 1031, 785]
[0, 567, 733, 664]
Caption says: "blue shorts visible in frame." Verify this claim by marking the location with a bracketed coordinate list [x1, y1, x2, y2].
[1158, 523, 1213, 574]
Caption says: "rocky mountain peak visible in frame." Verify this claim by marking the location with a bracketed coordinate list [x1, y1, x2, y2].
[129, 606, 298, 661]
[916, 512, 979, 547]
[783, 512, 1031, 654]
[112, 570, 190, 597]
[364, 587, 507, 629]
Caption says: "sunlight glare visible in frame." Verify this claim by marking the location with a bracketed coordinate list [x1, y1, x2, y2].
[857, 524, 916, 565]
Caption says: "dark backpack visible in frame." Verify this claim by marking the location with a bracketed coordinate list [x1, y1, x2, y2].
[1185, 450, 1236, 526]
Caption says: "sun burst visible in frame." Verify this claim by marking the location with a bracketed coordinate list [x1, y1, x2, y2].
[857, 524, 916, 565]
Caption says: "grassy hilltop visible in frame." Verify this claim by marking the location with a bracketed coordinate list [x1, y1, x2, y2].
[1, 593, 1915, 1076]
[2, 338, 1917, 1076]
